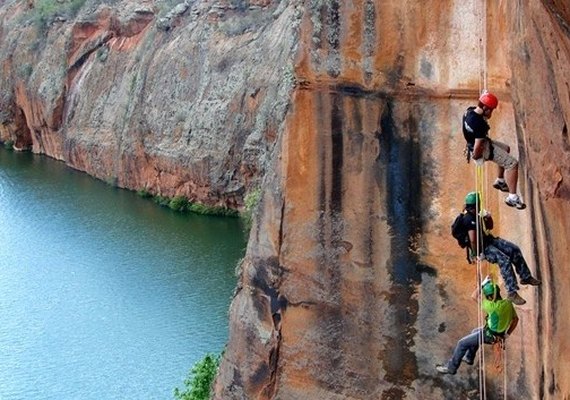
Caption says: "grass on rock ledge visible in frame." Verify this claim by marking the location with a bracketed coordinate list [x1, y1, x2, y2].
[136, 190, 239, 218]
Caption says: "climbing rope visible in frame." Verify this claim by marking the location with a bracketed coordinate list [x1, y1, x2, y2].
[479, 3, 509, 396]
[478, 0, 488, 95]
[471, 1, 509, 398]
[475, 163, 502, 400]
[503, 343, 508, 400]
[477, 165, 502, 286]
[474, 130, 504, 400]
[464, 0, 509, 395]
[474, 165, 487, 400]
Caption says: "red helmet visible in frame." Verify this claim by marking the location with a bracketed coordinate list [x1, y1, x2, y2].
[479, 92, 498, 109]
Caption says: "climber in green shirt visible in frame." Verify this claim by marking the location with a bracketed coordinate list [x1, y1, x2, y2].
[436, 278, 519, 375]
[482, 289, 517, 335]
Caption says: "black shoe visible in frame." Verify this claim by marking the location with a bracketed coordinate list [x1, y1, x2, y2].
[520, 277, 542, 286]
[493, 179, 510, 192]
[462, 356, 474, 365]
[436, 365, 456, 375]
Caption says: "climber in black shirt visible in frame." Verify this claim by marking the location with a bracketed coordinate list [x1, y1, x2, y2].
[462, 92, 526, 210]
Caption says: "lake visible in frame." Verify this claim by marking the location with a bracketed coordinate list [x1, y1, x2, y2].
[0, 149, 246, 399]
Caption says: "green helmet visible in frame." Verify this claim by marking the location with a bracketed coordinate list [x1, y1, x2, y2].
[482, 281, 498, 296]
[465, 191, 480, 206]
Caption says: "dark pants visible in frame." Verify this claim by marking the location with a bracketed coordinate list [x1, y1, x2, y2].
[484, 237, 533, 294]
[445, 327, 495, 373]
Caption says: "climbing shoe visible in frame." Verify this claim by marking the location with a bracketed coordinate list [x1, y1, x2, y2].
[493, 179, 510, 192]
[505, 195, 527, 210]
[520, 277, 542, 286]
[507, 291, 527, 305]
[436, 365, 456, 375]
[462, 355, 474, 366]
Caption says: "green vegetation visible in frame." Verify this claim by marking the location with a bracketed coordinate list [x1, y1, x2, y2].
[153, 195, 171, 207]
[32, 0, 87, 31]
[241, 187, 261, 229]
[187, 202, 238, 217]
[136, 188, 152, 199]
[3, 140, 14, 150]
[169, 195, 189, 212]
[173, 353, 221, 400]
[136, 190, 239, 217]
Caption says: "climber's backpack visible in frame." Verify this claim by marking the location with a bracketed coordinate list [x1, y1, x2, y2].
[451, 213, 470, 249]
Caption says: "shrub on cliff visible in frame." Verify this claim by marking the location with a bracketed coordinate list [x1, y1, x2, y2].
[169, 195, 189, 212]
[241, 187, 261, 230]
[31, 0, 87, 32]
[136, 188, 152, 199]
[173, 353, 220, 400]
[188, 203, 238, 217]
[148, 193, 238, 217]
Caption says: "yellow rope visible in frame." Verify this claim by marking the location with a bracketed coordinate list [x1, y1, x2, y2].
[477, 166, 500, 279]
[474, 165, 487, 400]
[475, 0, 500, 400]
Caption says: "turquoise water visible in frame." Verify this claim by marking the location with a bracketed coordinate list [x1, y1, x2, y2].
[0, 149, 246, 399]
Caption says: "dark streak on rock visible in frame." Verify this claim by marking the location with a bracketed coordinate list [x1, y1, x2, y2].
[376, 98, 421, 390]
[330, 92, 343, 215]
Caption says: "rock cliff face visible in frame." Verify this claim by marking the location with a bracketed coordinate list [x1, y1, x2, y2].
[0, 0, 298, 207]
[0, 1, 569, 399]
[213, 1, 570, 399]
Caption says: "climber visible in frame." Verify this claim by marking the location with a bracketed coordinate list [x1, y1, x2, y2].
[462, 91, 526, 210]
[436, 278, 518, 375]
[459, 191, 541, 305]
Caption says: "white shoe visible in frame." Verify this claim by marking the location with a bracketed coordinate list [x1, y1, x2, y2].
[436, 365, 456, 375]
[505, 195, 526, 210]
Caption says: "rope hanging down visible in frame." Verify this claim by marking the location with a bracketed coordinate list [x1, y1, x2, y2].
[474, 165, 487, 400]
[473, 128, 507, 400]
[475, 0, 489, 395]
[475, 163, 503, 400]
[478, 0, 488, 94]
[474, 0, 509, 398]
[503, 344, 508, 400]
[478, 1, 509, 396]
